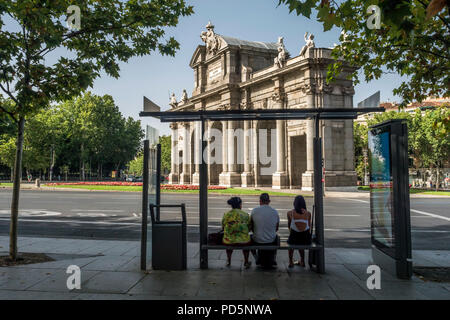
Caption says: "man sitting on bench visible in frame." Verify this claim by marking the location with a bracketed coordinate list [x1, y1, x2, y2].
[250, 193, 280, 268]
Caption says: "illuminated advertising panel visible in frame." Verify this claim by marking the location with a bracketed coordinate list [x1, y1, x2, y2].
[369, 130, 394, 251]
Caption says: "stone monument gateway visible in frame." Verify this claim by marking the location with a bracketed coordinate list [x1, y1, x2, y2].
[166, 22, 357, 190]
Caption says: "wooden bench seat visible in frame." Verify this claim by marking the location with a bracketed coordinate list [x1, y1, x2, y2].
[202, 242, 322, 251]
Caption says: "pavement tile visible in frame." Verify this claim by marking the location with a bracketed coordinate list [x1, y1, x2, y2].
[243, 273, 280, 300]
[79, 271, 146, 294]
[116, 257, 140, 272]
[275, 277, 338, 300]
[10, 256, 101, 270]
[196, 272, 245, 299]
[318, 263, 362, 283]
[352, 278, 431, 300]
[159, 272, 204, 297]
[325, 279, 374, 300]
[0, 268, 56, 290]
[0, 289, 79, 300]
[82, 255, 135, 271]
[101, 244, 139, 256]
[332, 249, 374, 265]
[413, 282, 450, 300]
[26, 269, 100, 292]
[128, 273, 170, 295]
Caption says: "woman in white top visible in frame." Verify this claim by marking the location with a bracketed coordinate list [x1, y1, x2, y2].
[287, 195, 312, 268]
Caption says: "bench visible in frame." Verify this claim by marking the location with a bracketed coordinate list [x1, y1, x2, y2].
[202, 242, 322, 251]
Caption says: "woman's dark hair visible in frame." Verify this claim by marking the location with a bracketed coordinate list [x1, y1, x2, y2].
[227, 197, 242, 209]
[294, 195, 307, 213]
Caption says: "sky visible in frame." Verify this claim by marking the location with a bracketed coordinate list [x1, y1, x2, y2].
[4, 0, 406, 136]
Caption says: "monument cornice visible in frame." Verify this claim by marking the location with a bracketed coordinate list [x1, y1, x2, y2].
[238, 56, 312, 89]
[189, 83, 240, 103]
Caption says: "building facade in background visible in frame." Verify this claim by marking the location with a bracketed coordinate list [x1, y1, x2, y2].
[166, 23, 358, 189]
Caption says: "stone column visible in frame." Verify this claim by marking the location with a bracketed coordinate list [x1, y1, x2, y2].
[253, 120, 260, 187]
[192, 122, 201, 185]
[241, 119, 253, 187]
[219, 121, 228, 186]
[168, 123, 179, 184]
[272, 119, 288, 189]
[221, 121, 241, 187]
[302, 119, 315, 191]
[179, 122, 191, 184]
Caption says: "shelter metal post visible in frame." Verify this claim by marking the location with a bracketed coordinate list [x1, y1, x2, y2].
[199, 118, 208, 269]
[156, 143, 161, 221]
[313, 116, 325, 274]
[140, 140, 150, 270]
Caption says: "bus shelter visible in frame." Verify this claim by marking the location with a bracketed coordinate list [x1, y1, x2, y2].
[140, 107, 384, 273]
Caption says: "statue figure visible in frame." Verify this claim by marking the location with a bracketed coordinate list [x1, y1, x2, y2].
[200, 21, 220, 55]
[169, 93, 178, 108]
[300, 32, 315, 57]
[181, 89, 188, 103]
[274, 36, 287, 68]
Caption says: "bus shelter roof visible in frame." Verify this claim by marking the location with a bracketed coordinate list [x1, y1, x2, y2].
[139, 107, 384, 122]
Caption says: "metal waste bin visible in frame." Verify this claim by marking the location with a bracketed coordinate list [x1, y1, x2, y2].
[150, 204, 187, 270]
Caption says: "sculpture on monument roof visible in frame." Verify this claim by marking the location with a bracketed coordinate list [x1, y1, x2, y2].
[274, 36, 287, 68]
[169, 93, 178, 108]
[200, 21, 221, 55]
[300, 32, 315, 57]
[181, 89, 188, 103]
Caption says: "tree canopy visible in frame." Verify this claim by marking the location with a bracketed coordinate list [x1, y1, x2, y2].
[277, 0, 450, 104]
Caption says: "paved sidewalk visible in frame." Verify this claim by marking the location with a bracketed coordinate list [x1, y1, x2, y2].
[0, 236, 449, 300]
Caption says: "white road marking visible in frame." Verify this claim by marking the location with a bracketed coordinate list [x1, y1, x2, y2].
[0, 209, 62, 217]
[410, 209, 450, 222]
[76, 213, 107, 217]
[70, 209, 125, 212]
[0, 217, 139, 226]
[343, 198, 450, 222]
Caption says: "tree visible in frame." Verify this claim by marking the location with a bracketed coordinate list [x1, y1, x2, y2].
[416, 106, 450, 190]
[160, 135, 171, 173]
[353, 122, 368, 182]
[127, 153, 144, 177]
[0, 0, 193, 260]
[277, 0, 450, 104]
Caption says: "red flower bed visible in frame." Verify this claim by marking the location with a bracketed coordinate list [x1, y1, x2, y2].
[161, 184, 227, 190]
[45, 182, 227, 190]
[46, 182, 143, 186]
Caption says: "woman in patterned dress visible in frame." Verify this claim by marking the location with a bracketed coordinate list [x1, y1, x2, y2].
[222, 197, 252, 268]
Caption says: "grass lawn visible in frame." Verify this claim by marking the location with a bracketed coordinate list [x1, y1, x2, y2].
[41, 184, 300, 197]
[0, 183, 13, 187]
[357, 186, 450, 196]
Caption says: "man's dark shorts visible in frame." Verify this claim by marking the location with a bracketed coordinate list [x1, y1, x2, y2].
[251, 236, 279, 268]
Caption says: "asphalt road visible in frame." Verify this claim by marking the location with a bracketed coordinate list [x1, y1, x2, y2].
[0, 189, 449, 250]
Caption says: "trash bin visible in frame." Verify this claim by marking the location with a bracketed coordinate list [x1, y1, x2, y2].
[149, 204, 187, 270]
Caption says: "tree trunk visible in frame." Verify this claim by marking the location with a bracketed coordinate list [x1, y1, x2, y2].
[436, 167, 440, 192]
[10, 116, 25, 260]
[80, 143, 85, 181]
